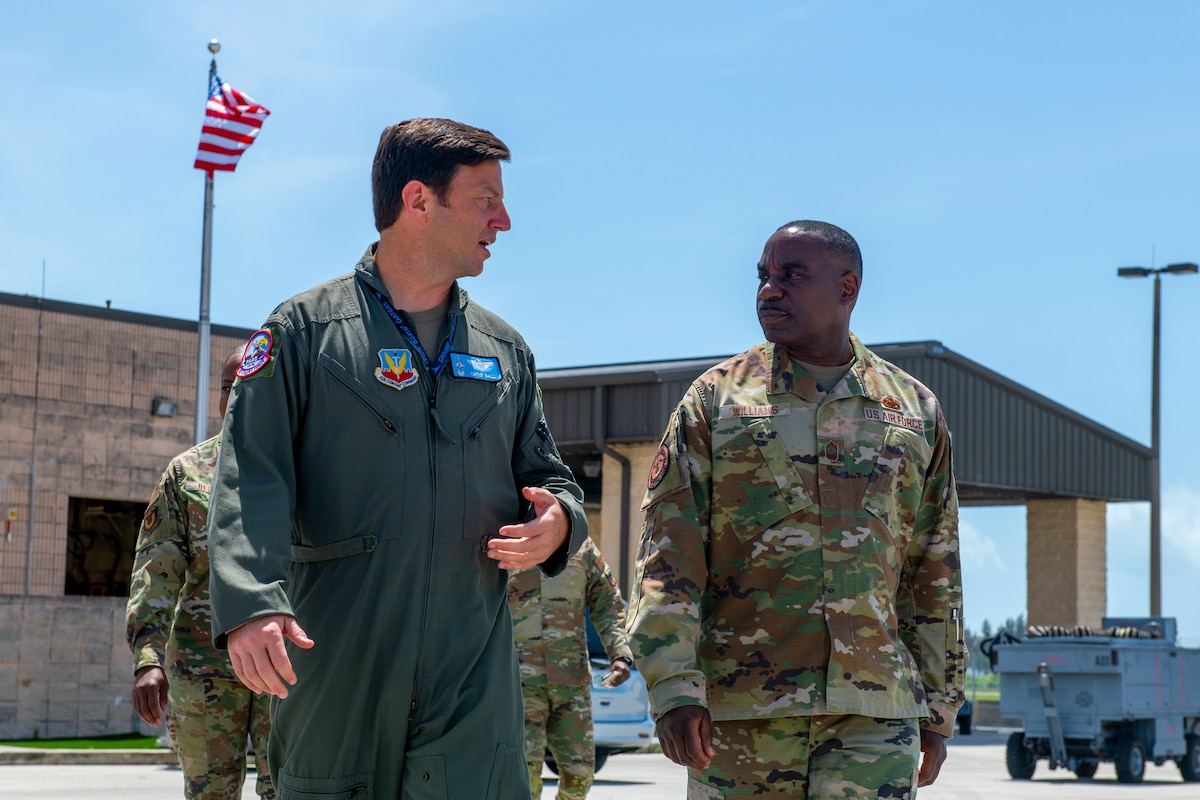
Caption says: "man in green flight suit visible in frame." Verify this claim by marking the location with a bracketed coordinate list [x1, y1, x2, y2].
[126, 347, 275, 800]
[208, 118, 587, 800]
[508, 536, 634, 799]
[628, 221, 966, 798]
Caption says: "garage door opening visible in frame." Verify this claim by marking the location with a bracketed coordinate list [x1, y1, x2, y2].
[64, 496, 142, 597]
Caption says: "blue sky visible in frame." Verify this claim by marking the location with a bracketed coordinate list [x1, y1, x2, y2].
[4, 1, 1200, 643]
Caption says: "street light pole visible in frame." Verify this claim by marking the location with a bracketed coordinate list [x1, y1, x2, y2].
[1117, 261, 1198, 617]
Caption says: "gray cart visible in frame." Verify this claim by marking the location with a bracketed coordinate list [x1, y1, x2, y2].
[987, 617, 1200, 783]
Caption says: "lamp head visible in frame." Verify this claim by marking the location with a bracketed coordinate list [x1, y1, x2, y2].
[1162, 262, 1199, 275]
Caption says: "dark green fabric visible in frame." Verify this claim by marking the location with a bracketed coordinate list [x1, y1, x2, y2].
[209, 246, 587, 800]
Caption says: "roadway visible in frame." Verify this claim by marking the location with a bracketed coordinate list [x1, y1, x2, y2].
[2, 729, 1196, 798]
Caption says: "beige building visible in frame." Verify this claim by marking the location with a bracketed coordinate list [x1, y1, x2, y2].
[0, 292, 251, 738]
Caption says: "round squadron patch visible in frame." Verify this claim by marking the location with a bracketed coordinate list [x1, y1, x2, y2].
[648, 444, 670, 490]
[141, 507, 159, 534]
[236, 330, 273, 378]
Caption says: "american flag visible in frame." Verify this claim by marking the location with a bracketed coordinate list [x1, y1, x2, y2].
[193, 74, 270, 174]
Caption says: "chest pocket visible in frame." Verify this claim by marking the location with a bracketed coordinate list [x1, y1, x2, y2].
[860, 424, 930, 550]
[462, 370, 516, 442]
[711, 417, 814, 543]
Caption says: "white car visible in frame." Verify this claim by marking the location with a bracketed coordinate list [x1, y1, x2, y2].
[546, 614, 656, 773]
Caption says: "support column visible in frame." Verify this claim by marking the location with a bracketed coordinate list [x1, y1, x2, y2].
[1025, 498, 1108, 628]
[599, 442, 658, 595]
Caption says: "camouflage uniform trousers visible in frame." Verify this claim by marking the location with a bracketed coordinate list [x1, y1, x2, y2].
[167, 673, 275, 799]
[688, 715, 921, 799]
[523, 681, 595, 800]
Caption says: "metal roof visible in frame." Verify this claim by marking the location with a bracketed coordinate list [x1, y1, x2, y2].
[539, 341, 1151, 507]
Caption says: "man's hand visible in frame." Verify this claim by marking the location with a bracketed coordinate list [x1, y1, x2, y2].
[917, 729, 948, 786]
[487, 486, 569, 570]
[601, 658, 632, 688]
[657, 705, 714, 770]
[132, 666, 168, 727]
[228, 614, 314, 698]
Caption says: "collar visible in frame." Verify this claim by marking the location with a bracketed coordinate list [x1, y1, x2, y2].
[354, 242, 471, 316]
[768, 332, 885, 403]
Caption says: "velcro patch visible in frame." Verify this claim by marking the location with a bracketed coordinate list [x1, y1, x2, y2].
[864, 407, 923, 431]
[236, 329, 276, 379]
[719, 404, 790, 419]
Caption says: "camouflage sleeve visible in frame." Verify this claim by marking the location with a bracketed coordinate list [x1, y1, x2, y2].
[582, 539, 632, 662]
[125, 463, 189, 674]
[898, 404, 965, 738]
[626, 384, 712, 718]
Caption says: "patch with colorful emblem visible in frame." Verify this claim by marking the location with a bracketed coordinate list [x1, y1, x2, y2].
[450, 352, 502, 382]
[648, 444, 671, 490]
[881, 395, 902, 411]
[141, 507, 159, 534]
[375, 349, 418, 391]
[237, 330, 274, 378]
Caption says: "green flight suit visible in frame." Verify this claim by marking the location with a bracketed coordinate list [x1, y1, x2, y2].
[209, 245, 587, 800]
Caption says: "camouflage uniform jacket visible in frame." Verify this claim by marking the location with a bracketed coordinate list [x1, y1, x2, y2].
[126, 434, 236, 680]
[509, 536, 633, 687]
[627, 335, 965, 738]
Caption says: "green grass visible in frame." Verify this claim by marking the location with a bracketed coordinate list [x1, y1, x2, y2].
[0, 733, 162, 750]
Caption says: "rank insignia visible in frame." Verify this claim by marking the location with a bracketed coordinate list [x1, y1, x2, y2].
[375, 349, 418, 391]
[237, 330, 274, 378]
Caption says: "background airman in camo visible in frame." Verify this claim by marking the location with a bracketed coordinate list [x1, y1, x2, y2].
[509, 536, 634, 799]
[126, 347, 274, 800]
[627, 221, 965, 798]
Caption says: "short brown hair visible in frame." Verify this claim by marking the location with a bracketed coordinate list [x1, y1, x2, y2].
[371, 118, 511, 232]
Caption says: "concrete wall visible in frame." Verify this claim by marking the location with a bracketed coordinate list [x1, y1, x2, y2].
[598, 442, 658, 594]
[0, 595, 140, 739]
[0, 297, 249, 596]
[0, 296, 251, 739]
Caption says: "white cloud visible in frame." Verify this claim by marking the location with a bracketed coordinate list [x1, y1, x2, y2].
[959, 518, 1006, 573]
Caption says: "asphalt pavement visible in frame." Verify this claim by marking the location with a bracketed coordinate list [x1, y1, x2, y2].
[3, 729, 1198, 798]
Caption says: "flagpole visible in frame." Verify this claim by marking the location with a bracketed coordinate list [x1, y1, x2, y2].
[194, 39, 220, 445]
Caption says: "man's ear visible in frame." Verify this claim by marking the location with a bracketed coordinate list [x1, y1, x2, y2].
[841, 271, 861, 306]
[400, 179, 432, 220]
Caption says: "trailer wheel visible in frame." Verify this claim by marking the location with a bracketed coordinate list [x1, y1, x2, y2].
[1005, 732, 1036, 780]
[1073, 761, 1098, 779]
[1114, 737, 1146, 784]
[1180, 734, 1200, 782]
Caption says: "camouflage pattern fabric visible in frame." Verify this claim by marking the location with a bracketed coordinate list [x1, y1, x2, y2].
[126, 435, 237, 681]
[509, 536, 632, 686]
[509, 537, 633, 799]
[127, 435, 272, 798]
[522, 682, 594, 800]
[688, 715, 920, 798]
[168, 673, 275, 799]
[627, 335, 965, 739]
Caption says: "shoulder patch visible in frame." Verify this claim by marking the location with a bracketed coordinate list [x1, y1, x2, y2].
[236, 329, 276, 379]
[141, 506, 159, 534]
[648, 444, 670, 490]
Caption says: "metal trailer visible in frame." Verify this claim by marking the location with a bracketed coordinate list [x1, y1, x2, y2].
[987, 617, 1200, 784]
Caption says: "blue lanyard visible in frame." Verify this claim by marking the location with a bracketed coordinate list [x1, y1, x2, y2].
[373, 290, 457, 378]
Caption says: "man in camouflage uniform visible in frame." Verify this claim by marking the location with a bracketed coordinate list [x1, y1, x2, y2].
[509, 536, 634, 799]
[127, 348, 274, 800]
[627, 221, 965, 798]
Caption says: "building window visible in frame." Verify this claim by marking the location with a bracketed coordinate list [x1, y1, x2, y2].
[64, 497, 142, 597]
